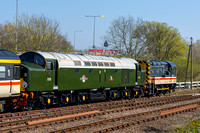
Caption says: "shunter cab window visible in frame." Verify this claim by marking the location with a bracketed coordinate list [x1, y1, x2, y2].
[0, 66, 6, 78]
[172, 67, 176, 76]
[14, 65, 20, 79]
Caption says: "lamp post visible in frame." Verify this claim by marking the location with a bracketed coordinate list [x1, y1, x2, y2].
[190, 37, 193, 89]
[85, 15, 104, 49]
[15, 0, 18, 52]
[74, 30, 82, 51]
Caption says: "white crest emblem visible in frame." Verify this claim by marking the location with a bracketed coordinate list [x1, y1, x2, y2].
[109, 76, 113, 81]
[80, 75, 88, 83]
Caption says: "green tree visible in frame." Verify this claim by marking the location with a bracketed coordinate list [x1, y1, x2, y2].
[144, 21, 188, 60]
[0, 14, 72, 53]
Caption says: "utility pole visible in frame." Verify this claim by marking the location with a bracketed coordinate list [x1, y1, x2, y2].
[190, 37, 193, 89]
[185, 45, 191, 88]
[15, 0, 18, 52]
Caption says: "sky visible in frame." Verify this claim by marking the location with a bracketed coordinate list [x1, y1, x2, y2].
[0, 0, 199, 50]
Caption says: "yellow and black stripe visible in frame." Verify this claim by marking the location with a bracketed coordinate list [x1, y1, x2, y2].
[138, 60, 150, 84]
[146, 61, 150, 84]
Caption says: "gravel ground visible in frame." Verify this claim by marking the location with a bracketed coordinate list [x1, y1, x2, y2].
[115, 108, 200, 133]
[22, 96, 200, 133]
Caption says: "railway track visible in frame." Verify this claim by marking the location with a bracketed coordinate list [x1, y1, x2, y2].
[0, 94, 173, 122]
[0, 95, 200, 132]
[50, 103, 198, 133]
[0, 95, 196, 124]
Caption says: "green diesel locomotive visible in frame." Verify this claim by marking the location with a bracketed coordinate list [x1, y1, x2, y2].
[19, 52, 146, 109]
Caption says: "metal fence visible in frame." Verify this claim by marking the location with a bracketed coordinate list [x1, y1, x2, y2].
[176, 81, 200, 89]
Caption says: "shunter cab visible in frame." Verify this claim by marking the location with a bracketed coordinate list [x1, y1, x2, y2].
[138, 60, 176, 96]
[0, 49, 21, 112]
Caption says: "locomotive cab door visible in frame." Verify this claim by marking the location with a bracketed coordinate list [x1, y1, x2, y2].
[99, 69, 106, 88]
[135, 64, 142, 85]
[0, 65, 10, 97]
[46, 60, 58, 90]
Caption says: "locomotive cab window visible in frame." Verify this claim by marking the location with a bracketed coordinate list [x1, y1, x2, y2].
[172, 67, 176, 76]
[136, 64, 141, 71]
[46, 61, 53, 70]
[35, 54, 45, 68]
[0, 66, 6, 78]
[13, 65, 20, 79]
[20, 52, 46, 68]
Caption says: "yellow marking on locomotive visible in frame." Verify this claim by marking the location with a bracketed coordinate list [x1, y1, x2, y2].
[138, 60, 151, 84]
[139, 61, 146, 70]
[114, 93, 117, 98]
[20, 78, 25, 92]
[125, 92, 128, 96]
[0, 59, 21, 63]
[48, 99, 51, 104]
[83, 96, 86, 101]
[10, 94, 21, 97]
[66, 97, 69, 102]
[136, 91, 138, 95]
[0, 104, 3, 112]
[157, 88, 169, 91]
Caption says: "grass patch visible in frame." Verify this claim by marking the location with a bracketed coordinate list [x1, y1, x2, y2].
[174, 119, 200, 133]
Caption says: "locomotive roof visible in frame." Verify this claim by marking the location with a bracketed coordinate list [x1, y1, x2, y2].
[149, 60, 176, 68]
[0, 49, 20, 60]
[21, 51, 137, 69]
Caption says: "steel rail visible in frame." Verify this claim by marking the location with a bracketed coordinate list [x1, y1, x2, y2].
[0, 95, 200, 132]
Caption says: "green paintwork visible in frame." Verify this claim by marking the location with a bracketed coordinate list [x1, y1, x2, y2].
[57, 68, 137, 91]
[21, 62, 55, 92]
[22, 60, 146, 92]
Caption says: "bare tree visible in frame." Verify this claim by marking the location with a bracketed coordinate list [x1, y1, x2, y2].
[104, 16, 145, 59]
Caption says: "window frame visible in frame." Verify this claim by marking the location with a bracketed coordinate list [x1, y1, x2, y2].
[13, 65, 20, 79]
[46, 61, 53, 71]
[0, 66, 6, 79]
